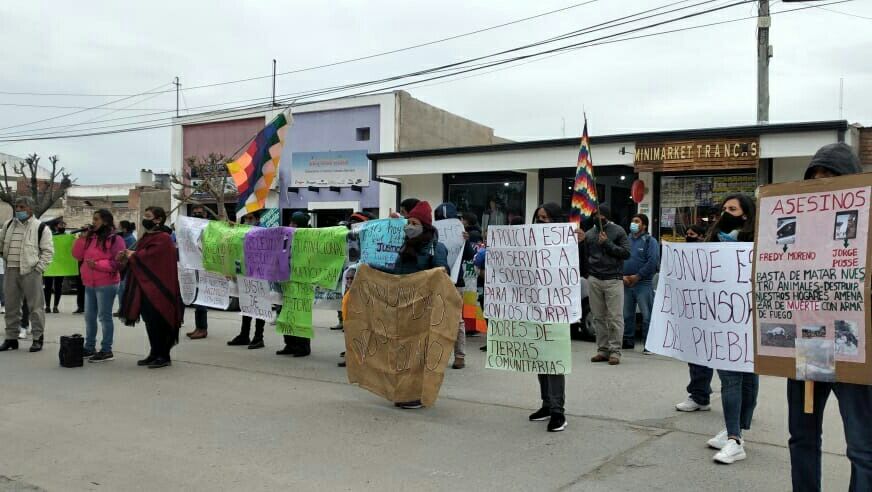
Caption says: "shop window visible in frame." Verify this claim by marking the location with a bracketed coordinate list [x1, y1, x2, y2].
[447, 180, 525, 234]
[356, 127, 370, 141]
[658, 174, 757, 242]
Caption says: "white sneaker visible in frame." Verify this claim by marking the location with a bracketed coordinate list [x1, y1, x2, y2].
[676, 397, 711, 412]
[0, 306, 5, 314]
[708, 429, 729, 449]
[18, 328, 27, 340]
[713, 439, 746, 464]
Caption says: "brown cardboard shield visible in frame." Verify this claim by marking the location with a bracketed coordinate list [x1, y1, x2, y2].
[344, 264, 462, 406]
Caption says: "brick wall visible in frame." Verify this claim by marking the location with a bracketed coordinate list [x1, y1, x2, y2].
[860, 128, 872, 166]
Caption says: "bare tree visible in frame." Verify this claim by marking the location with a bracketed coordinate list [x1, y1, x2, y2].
[170, 153, 234, 221]
[0, 153, 73, 218]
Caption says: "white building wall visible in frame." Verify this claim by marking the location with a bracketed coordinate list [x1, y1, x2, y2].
[395, 174, 443, 212]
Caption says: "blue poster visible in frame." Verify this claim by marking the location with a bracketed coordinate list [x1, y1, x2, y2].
[289, 150, 370, 187]
[356, 218, 406, 270]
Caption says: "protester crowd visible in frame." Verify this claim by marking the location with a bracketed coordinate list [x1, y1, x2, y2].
[0, 143, 868, 490]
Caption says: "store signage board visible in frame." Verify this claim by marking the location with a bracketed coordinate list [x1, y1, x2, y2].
[635, 137, 760, 172]
[289, 150, 370, 188]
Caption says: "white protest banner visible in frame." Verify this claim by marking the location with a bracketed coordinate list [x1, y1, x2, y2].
[434, 218, 465, 283]
[645, 241, 755, 372]
[237, 275, 276, 322]
[195, 270, 230, 310]
[484, 224, 581, 324]
[177, 216, 210, 270]
[179, 268, 198, 305]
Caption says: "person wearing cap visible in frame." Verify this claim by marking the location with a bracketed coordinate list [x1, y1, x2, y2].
[435, 202, 476, 369]
[277, 211, 313, 357]
[788, 143, 872, 491]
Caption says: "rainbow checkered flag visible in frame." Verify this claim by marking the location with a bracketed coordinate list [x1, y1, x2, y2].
[227, 113, 289, 215]
[569, 118, 598, 226]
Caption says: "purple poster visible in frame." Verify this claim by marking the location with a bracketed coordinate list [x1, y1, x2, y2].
[244, 226, 294, 281]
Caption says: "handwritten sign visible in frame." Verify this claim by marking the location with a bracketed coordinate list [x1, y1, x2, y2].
[237, 275, 276, 323]
[754, 178, 872, 384]
[244, 226, 293, 281]
[195, 270, 230, 310]
[177, 216, 209, 270]
[201, 222, 251, 276]
[44, 234, 79, 277]
[314, 287, 342, 310]
[291, 226, 347, 289]
[277, 281, 315, 338]
[484, 224, 581, 324]
[645, 242, 754, 372]
[486, 320, 571, 374]
[344, 265, 462, 407]
[356, 218, 406, 270]
[179, 268, 198, 305]
[259, 208, 281, 228]
[435, 218, 465, 283]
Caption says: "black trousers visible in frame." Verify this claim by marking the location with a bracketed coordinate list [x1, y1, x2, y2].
[195, 306, 208, 331]
[283, 335, 310, 348]
[538, 374, 566, 415]
[141, 299, 178, 360]
[43, 277, 63, 308]
[76, 275, 85, 310]
[240, 316, 265, 339]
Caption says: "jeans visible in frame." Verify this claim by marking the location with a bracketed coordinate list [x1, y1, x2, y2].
[4, 269, 45, 340]
[788, 379, 872, 491]
[687, 363, 714, 406]
[589, 277, 625, 358]
[623, 281, 653, 343]
[84, 284, 118, 352]
[538, 374, 565, 415]
[195, 305, 208, 331]
[717, 370, 759, 438]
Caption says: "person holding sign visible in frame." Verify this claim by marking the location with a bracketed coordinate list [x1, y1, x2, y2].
[585, 205, 631, 365]
[703, 193, 760, 464]
[186, 205, 210, 341]
[435, 202, 475, 369]
[276, 211, 314, 357]
[118, 207, 184, 369]
[72, 210, 126, 362]
[228, 212, 266, 350]
[43, 220, 67, 314]
[786, 144, 872, 490]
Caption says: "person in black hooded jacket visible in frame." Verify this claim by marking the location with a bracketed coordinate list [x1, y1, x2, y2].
[435, 202, 475, 369]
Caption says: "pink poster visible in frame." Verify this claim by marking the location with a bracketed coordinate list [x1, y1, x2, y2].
[755, 186, 870, 378]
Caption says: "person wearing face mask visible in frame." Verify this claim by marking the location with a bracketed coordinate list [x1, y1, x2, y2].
[684, 224, 707, 243]
[43, 220, 68, 314]
[699, 193, 759, 465]
[118, 207, 184, 368]
[186, 205, 210, 340]
[277, 211, 314, 357]
[72, 209, 127, 362]
[228, 212, 267, 350]
[621, 214, 659, 353]
[0, 197, 54, 353]
[387, 199, 449, 409]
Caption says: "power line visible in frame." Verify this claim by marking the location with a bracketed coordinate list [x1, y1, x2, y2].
[813, 4, 872, 20]
[0, 102, 176, 111]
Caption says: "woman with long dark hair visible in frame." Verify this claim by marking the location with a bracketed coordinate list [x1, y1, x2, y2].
[704, 193, 759, 464]
[527, 202, 570, 432]
[118, 207, 184, 369]
[72, 209, 126, 362]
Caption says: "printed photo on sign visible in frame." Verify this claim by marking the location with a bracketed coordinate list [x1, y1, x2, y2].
[801, 325, 827, 339]
[760, 323, 796, 348]
[834, 210, 858, 241]
[835, 320, 860, 356]
[796, 338, 836, 382]
[776, 217, 796, 245]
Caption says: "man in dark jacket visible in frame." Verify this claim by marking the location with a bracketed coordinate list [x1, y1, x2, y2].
[788, 143, 872, 491]
[585, 205, 631, 365]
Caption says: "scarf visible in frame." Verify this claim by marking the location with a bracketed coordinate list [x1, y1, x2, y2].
[122, 226, 183, 329]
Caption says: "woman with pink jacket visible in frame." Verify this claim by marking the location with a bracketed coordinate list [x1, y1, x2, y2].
[72, 209, 126, 363]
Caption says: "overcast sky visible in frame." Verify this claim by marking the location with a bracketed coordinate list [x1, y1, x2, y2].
[0, 0, 869, 184]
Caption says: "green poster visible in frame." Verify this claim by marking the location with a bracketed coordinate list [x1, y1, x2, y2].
[485, 320, 571, 375]
[276, 281, 315, 339]
[44, 234, 79, 277]
[201, 222, 251, 276]
[291, 226, 348, 289]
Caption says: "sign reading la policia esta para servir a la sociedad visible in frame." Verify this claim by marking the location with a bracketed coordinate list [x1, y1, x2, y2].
[754, 174, 872, 385]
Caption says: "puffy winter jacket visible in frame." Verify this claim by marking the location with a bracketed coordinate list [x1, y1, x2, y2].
[72, 233, 126, 287]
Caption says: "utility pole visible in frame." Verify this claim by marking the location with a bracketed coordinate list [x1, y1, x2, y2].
[272, 60, 277, 106]
[757, 0, 771, 124]
[173, 76, 181, 118]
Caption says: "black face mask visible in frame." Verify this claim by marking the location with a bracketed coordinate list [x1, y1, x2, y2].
[57, 228, 66, 234]
[718, 212, 745, 232]
[685, 236, 698, 243]
[141, 219, 156, 230]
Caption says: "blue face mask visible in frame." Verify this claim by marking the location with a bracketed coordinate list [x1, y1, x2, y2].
[15, 211, 29, 222]
[629, 223, 640, 234]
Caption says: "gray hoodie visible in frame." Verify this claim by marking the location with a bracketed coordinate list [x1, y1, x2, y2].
[804, 142, 862, 179]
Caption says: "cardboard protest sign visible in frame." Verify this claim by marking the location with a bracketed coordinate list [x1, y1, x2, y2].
[237, 275, 276, 323]
[195, 270, 230, 310]
[434, 218, 465, 283]
[244, 226, 293, 281]
[344, 264, 461, 407]
[646, 242, 755, 372]
[178, 268, 198, 305]
[277, 281, 315, 338]
[291, 226, 347, 289]
[201, 222, 252, 276]
[754, 175, 872, 384]
[484, 224, 581, 324]
[43, 234, 79, 277]
[486, 320, 571, 374]
[177, 216, 209, 270]
[356, 218, 406, 270]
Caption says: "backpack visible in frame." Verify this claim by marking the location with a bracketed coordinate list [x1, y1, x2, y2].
[4, 219, 47, 242]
